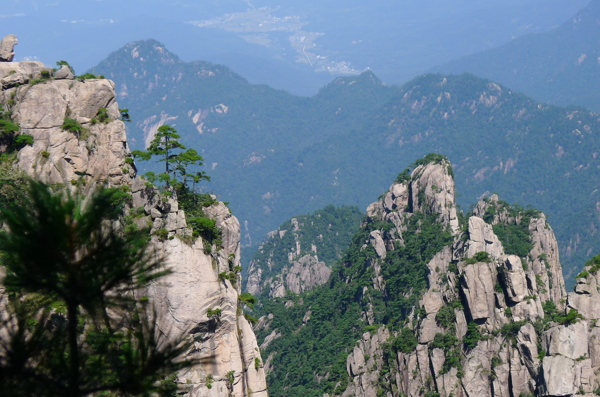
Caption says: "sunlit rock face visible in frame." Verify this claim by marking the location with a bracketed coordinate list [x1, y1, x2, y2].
[1, 54, 268, 396]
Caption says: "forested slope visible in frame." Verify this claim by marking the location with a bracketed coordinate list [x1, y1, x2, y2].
[95, 42, 600, 283]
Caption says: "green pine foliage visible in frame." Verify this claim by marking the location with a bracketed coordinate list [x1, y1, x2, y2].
[0, 105, 33, 151]
[0, 181, 195, 396]
[131, 124, 218, 245]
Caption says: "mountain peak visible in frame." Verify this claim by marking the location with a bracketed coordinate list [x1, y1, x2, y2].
[107, 39, 182, 66]
[315, 70, 386, 99]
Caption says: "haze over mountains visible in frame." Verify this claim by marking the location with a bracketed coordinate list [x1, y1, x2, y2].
[93, 39, 600, 284]
[435, 0, 600, 112]
[1, 0, 590, 95]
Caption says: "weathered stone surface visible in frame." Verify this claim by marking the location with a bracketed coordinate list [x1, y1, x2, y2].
[461, 261, 497, 322]
[466, 216, 504, 258]
[568, 269, 600, 321]
[589, 326, 600, 368]
[369, 230, 387, 258]
[285, 254, 331, 295]
[1, 70, 268, 397]
[499, 255, 528, 304]
[1, 71, 26, 88]
[0, 61, 45, 80]
[410, 161, 460, 234]
[543, 322, 589, 360]
[462, 340, 493, 397]
[0, 79, 129, 186]
[517, 323, 540, 367]
[0, 34, 17, 62]
[337, 156, 600, 397]
[344, 328, 390, 397]
[54, 64, 74, 80]
[528, 215, 567, 309]
[246, 216, 333, 299]
[540, 355, 577, 396]
[509, 347, 532, 397]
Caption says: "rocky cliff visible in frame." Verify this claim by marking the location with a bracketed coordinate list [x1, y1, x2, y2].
[245, 205, 362, 299]
[253, 154, 600, 397]
[339, 159, 597, 397]
[0, 37, 267, 397]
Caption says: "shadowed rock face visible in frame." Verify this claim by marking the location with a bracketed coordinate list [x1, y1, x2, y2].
[339, 161, 600, 397]
[0, 58, 268, 396]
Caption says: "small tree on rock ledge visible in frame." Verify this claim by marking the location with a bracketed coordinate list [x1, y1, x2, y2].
[132, 124, 209, 192]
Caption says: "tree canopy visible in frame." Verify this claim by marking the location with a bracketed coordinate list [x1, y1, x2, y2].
[0, 181, 194, 396]
[132, 124, 209, 191]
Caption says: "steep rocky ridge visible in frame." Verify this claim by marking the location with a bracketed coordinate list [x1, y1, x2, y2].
[0, 50, 267, 396]
[245, 205, 363, 298]
[340, 161, 597, 397]
[255, 155, 600, 397]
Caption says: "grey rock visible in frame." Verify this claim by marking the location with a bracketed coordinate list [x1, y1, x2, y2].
[54, 65, 74, 80]
[369, 230, 387, 258]
[543, 322, 589, 360]
[461, 261, 497, 322]
[540, 355, 576, 396]
[499, 255, 528, 304]
[284, 254, 332, 295]
[0, 61, 44, 80]
[0, 34, 18, 62]
[1, 71, 26, 89]
[410, 161, 460, 234]
[516, 323, 540, 375]
[1, 72, 269, 396]
[466, 216, 504, 259]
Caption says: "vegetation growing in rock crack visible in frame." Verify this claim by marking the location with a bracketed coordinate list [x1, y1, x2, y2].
[131, 124, 220, 246]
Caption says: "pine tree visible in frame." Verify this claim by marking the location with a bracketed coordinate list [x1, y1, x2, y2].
[132, 124, 209, 190]
[0, 181, 195, 396]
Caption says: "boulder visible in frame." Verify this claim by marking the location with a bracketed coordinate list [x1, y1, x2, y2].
[54, 64, 74, 80]
[499, 255, 528, 304]
[461, 262, 497, 322]
[543, 322, 589, 360]
[466, 216, 504, 258]
[0, 34, 17, 62]
[1, 71, 26, 89]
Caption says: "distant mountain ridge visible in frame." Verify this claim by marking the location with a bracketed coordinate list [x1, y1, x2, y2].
[434, 0, 600, 112]
[95, 40, 600, 284]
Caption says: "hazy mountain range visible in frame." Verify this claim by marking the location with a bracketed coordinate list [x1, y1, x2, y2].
[435, 0, 600, 112]
[94, 38, 600, 284]
[1, 0, 589, 95]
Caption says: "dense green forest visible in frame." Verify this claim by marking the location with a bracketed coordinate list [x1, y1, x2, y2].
[95, 41, 600, 284]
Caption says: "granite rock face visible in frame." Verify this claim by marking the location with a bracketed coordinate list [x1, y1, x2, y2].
[0, 58, 267, 396]
[338, 160, 600, 397]
[0, 34, 17, 62]
[246, 209, 356, 298]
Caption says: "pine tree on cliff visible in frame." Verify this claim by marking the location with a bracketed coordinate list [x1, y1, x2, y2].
[0, 181, 195, 396]
[132, 124, 209, 191]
